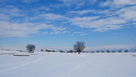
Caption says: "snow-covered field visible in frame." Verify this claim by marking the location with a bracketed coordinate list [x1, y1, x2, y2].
[0, 52, 136, 77]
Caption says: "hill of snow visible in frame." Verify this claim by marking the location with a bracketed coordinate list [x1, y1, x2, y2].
[0, 52, 136, 77]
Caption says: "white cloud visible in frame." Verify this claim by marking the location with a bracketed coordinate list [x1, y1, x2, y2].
[50, 31, 61, 34]
[68, 3, 136, 32]
[93, 25, 123, 32]
[100, 0, 136, 7]
[120, 10, 136, 20]
[133, 18, 136, 21]
[22, 0, 39, 3]
[69, 9, 114, 16]
[113, 0, 136, 6]
[42, 30, 68, 35]
[100, 0, 112, 6]
[59, 0, 78, 7]
[38, 6, 50, 11]
[75, 2, 85, 9]
[115, 6, 136, 21]
[0, 6, 24, 17]
[59, 0, 97, 8]
[0, 21, 33, 37]
[69, 9, 116, 20]
[86, 44, 136, 51]
[0, 21, 66, 37]
[69, 10, 95, 15]
[50, 27, 66, 31]
[40, 13, 66, 20]
[72, 31, 88, 35]
[69, 16, 99, 23]
[0, 14, 9, 20]
[0, 5, 68, 38]
[69, 16, 126, 31]
[0, 0, 135, 37]
[74, 32, 84, 34]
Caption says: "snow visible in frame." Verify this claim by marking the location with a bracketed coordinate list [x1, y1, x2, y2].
[0, 52, 136, 77]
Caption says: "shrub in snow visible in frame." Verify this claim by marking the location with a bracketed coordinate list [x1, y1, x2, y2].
[67, 50, 74, 53]
[118, 50, 122, 53]
[96, 51, 100, 53]
[101, 50, 105, 53]
[91, 51, 95, 53]
[52, 50, 55, 52]
[60, 50, 65, 53]
[111, 51, 116, 53]
[106, 50, 110, 53]
[46, 50, 51, 52]
[124, 50, 128, 53]
[41, 49, 44, 52]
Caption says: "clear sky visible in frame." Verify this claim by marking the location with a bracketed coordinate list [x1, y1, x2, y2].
[0, 0, 136, 51]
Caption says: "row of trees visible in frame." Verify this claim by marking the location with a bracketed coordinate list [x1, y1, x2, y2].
[55, 50, 129, 53]
[26, 41, 85, 54]
[93, 50, 129, 53]
[40, 49, 129, 53]
[26, 41, 131, 54]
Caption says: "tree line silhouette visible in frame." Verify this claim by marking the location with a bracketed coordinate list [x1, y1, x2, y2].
[26, 41, 130, 54]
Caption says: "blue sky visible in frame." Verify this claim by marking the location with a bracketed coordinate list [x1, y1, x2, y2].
[0, 0, 136, 51]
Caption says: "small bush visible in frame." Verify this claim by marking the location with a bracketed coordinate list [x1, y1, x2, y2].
[101, 50, 105, 53]
[106, 50, 110, 53]
[118, 50, 122, 53]
[111, 51, 116, 53]
[124, 50, 128, 53]
[52, 50, 55, 52]
[96, 51, 100, 53]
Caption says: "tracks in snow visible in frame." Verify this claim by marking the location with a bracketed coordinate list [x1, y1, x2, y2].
[0, 56, 44, 72]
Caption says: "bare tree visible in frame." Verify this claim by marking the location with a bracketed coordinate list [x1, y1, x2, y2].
[26, 44, 35, 53]
[73, 41, 85, 54]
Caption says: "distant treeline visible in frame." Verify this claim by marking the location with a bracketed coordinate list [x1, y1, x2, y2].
[41, 49, 135, 53]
